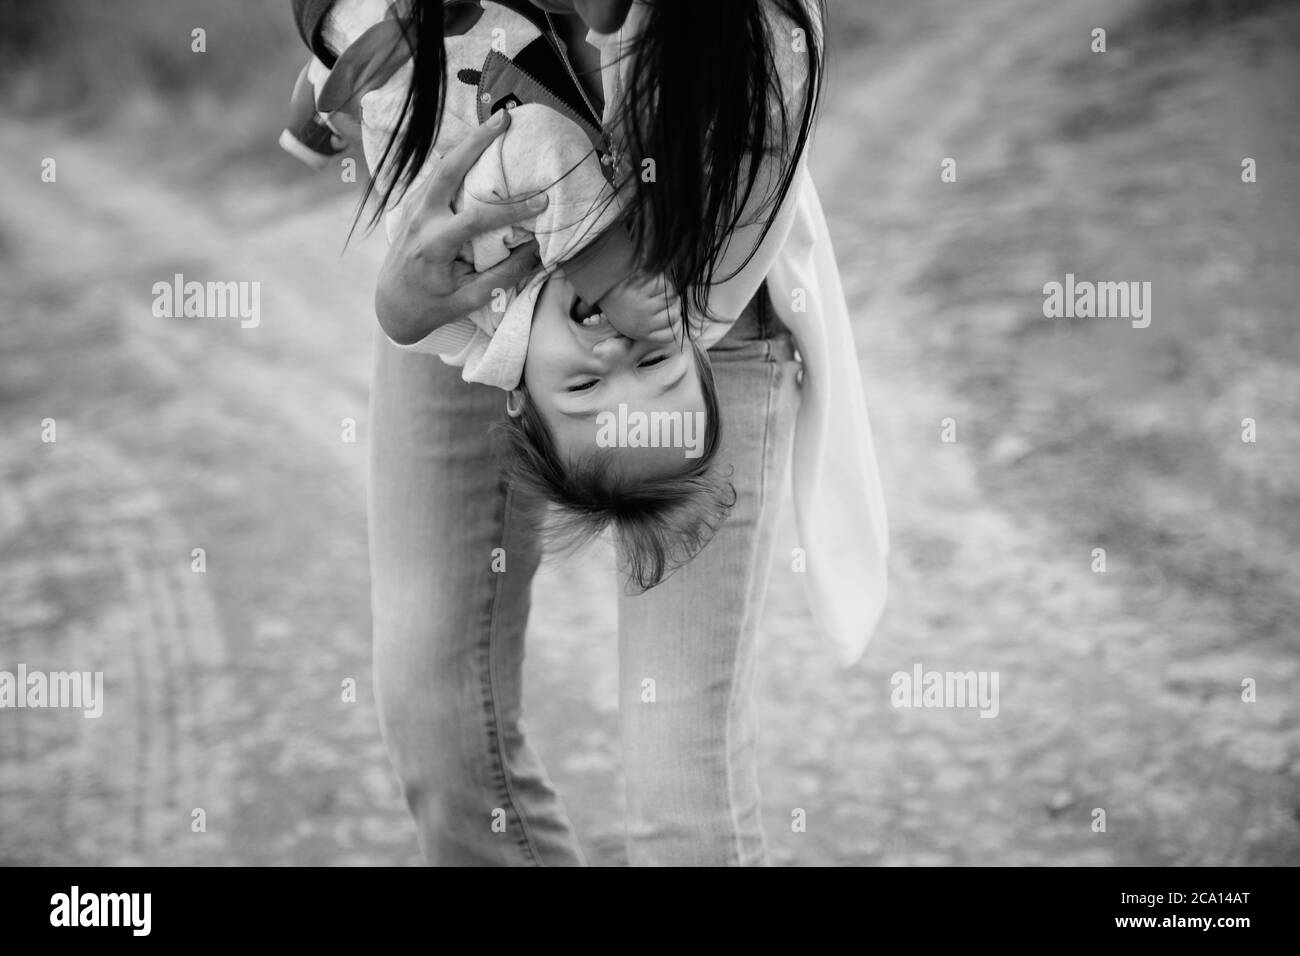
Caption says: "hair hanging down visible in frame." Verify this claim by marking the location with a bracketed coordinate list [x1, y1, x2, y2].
[613, 0, 825, 321]
[362, 0, 827, 310]
[492, 346, 736, 592]
[357, 0, 446, 230]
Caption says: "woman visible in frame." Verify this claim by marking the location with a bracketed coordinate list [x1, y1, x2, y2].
[294, 0, 888, 864]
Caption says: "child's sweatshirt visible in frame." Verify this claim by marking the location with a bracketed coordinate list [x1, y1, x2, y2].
[400, 102, 621, 389]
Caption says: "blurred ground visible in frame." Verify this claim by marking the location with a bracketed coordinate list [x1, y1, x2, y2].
[1, 0, 1298, 865]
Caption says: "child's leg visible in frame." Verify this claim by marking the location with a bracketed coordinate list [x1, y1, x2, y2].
[368, 329, 585, 865]
[616, 289, 801, 865]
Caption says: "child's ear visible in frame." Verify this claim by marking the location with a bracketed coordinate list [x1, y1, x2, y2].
[505, 389, 526, 418]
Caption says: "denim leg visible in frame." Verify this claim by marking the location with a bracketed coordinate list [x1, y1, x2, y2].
[616, 295, 802, 866]
[368, 329, 585, 866]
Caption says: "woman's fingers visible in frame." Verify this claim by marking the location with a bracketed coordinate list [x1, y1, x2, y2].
[421, 108, 513, 211]
[429, 193, 549, 258]
[450, 241, 542, 314]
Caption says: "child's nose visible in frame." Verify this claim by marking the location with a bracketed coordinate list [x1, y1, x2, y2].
[591, 334, 630, 362]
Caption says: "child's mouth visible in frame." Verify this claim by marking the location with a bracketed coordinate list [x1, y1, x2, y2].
[569, 294, 604, 326]
[567, 309, 622, 351]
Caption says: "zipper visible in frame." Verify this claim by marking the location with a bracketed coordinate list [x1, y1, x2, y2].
[543, 13, 624, 176]
[542, 10, 624, 175]
[482, 55, 605, 152]
[544, 12, 604, 129]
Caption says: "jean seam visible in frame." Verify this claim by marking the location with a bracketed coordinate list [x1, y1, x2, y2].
[724, 355, 777, 866]
[481, 481, 544, 866]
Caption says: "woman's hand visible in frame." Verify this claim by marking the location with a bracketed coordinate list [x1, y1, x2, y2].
[375, 109, 549, 345]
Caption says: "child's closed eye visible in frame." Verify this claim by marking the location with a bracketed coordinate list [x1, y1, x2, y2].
[566, 356, 665, 392]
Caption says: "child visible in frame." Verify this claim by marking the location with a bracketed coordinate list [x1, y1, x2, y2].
[283, 0, 733, 588]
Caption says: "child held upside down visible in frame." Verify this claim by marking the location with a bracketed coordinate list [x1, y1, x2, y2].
[283, 0, 733, 588]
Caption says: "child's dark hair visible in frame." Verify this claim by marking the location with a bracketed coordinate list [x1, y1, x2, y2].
[492, 343, 736, 591]
[363, 0, 826, 323]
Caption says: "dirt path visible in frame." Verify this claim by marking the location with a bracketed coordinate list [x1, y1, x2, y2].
[1, 0, 1295, 865]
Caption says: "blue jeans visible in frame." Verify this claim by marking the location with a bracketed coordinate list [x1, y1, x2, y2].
[367, 288, 801, 865]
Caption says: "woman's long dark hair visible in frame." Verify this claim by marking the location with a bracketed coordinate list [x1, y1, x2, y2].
[366, 0, 825, 319]
[614, 0, 825, 318]
[359, 0, 445, 227]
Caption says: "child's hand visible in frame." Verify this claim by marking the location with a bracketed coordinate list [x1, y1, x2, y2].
[591, 273, 684, 345]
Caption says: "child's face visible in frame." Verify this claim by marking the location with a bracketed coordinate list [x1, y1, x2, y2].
[522, 273, 708, 479]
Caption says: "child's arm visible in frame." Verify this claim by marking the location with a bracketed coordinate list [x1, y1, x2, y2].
[502, 134, 684, 343]
[474, 105, 623, 272]
[476, 105, 706, 346]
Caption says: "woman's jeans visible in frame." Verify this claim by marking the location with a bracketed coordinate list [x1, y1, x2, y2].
[367, 288, 801, 865]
